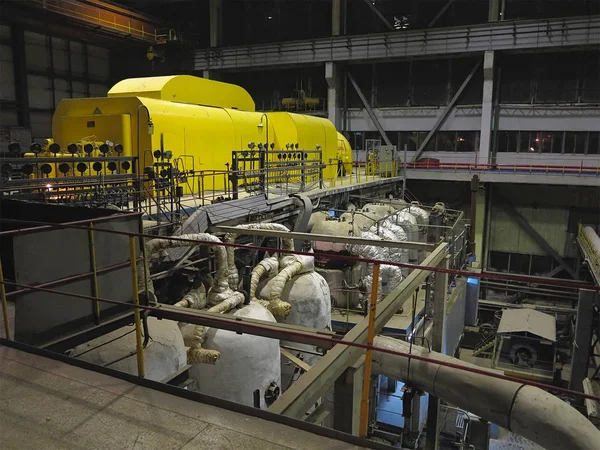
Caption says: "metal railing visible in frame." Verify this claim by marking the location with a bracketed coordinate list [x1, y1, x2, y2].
[1, 216, 599, 432]
[401, 160, 600, 175]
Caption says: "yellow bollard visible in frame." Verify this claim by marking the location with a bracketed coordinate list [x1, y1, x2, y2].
[359, 263, 380, 437]
[129, 236, 146, 377]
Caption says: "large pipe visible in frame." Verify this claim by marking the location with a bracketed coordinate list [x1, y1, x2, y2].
[140, 233, 229, 298]
[224, 223, 295, 290]
[372, 336, 600, 450]
[143, 233, 243, 364]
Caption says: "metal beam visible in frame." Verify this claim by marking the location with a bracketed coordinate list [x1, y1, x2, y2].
[497, 193, 578, 279]
[428, 0, 455, 28]
[152, 304, 338, 350]
[27, 0, 164, 43]
[362, 0, 394, 31]
[347, 72, 393, 147]
[412, 60, 482, 161]
[11, 25, 29, 128]
[269, 243, 448, 418]
[570, 289, 596, 403]
[210, 225, 436, 252]
[426, 256, 449, 450]
[194, 16, 599, 70]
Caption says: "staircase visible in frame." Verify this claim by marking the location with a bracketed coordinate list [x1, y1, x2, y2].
[472, 332, 496, 358]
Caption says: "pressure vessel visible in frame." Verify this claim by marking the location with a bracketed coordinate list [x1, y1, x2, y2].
[188, 303, 281, 408]
[70, 317, 186, 382]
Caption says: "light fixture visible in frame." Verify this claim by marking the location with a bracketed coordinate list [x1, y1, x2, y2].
[267, 15, 273, 20]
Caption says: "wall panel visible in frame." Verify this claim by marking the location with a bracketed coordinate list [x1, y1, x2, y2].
[3, 24, 111, 139]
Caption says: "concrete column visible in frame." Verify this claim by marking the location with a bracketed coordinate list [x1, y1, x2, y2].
[478, 51, 495, 164]
[488, 0, 500, 21]
[332, 0, 345, 36]
[474, 187, 487, 267]
[326, 62, 342, 130]
[333, 355, 364, 435]
[209, 0, 222, 48]
[425, 257, 450, 450]
[570, 290, 596, 405]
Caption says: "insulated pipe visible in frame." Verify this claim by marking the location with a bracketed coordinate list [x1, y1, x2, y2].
[265, 254, 315, 318]
[249, 256, 279, 300]
[186, 291, 246, 365]
[173, 284, 207, 309]
[372, 336, 600, 450]
[144, 234, 244, 365]
[140, 233, 229, 296]
[224, 223, 295, 290]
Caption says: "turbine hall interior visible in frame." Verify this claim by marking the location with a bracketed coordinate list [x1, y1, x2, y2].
[0, 1, 599, 449]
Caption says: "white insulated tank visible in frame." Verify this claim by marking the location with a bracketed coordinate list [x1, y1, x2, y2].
[189, 302, 281, 408]
[71, 317, 186, 382]
[310, 219, 357, 253]
[340, 209, 379, 232]
[307, 211, 332, 232]
[362, 203, 396, 219]
[258, 271, 331, 356]
[387, 211, 420, 263]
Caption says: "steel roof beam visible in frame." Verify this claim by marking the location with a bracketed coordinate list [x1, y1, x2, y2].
[194, 16, 600, 71]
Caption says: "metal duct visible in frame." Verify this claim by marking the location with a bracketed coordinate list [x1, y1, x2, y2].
[372, 336, 600, 450]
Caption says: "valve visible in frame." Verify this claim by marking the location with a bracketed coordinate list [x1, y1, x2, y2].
[264, 381, 280, 406]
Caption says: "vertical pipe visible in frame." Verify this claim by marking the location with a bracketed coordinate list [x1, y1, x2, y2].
[0, 261, 11, 340]
[139, 216, 150, 302]
[88, 223, 100, 324]
[359, 263, 380, 437]
[129, 236, 145, 377]
[469, 174, 479, 257]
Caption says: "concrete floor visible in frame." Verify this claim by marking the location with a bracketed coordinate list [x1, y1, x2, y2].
[0, 345, 369, 450]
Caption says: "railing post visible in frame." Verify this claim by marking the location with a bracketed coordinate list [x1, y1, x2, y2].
[129, 236, 146, 378]
[0, 260, 11, 340]
[88, 223, 100, 324]
[359, 263, 380, 437]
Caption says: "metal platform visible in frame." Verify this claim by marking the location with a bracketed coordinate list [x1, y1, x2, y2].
[0, 345, 374, 450]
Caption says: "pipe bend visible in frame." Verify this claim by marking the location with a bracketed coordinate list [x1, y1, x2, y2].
[372, 336, 600, 450]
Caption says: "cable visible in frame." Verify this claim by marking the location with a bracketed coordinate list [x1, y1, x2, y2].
[69, 328, 135, 358]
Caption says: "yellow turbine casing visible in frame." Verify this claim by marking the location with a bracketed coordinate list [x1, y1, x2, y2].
[108, 75, 256, 112]
[51, 75, 352, 192]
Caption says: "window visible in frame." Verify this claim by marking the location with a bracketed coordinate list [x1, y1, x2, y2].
[436, 131, 456, 151]
[456, 131, 478, 152]
[518, 131, 534, 153]
[498, 131, 518, 152]
[399, 132, 419, 152]
[552, 132, 564, 153]
[510, 253, 531, 275]
[565, 132, 587, 154]
[588, 132, 599, 155]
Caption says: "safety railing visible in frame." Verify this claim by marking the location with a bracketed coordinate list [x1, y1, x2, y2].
[400, 160, 600, 175]
[1, 214, 599, 438]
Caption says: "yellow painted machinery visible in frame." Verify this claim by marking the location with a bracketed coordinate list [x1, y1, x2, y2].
[47, 75, 352, 192]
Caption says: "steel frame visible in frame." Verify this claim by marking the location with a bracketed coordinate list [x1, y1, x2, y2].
[209, 225, 436, 252]
[194, 16, 599, 71]
[268, 242, 449, 418]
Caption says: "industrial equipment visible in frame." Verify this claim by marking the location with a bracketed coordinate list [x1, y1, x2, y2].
[492, 308, 558, 383]
[48, 75, 352, 193]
